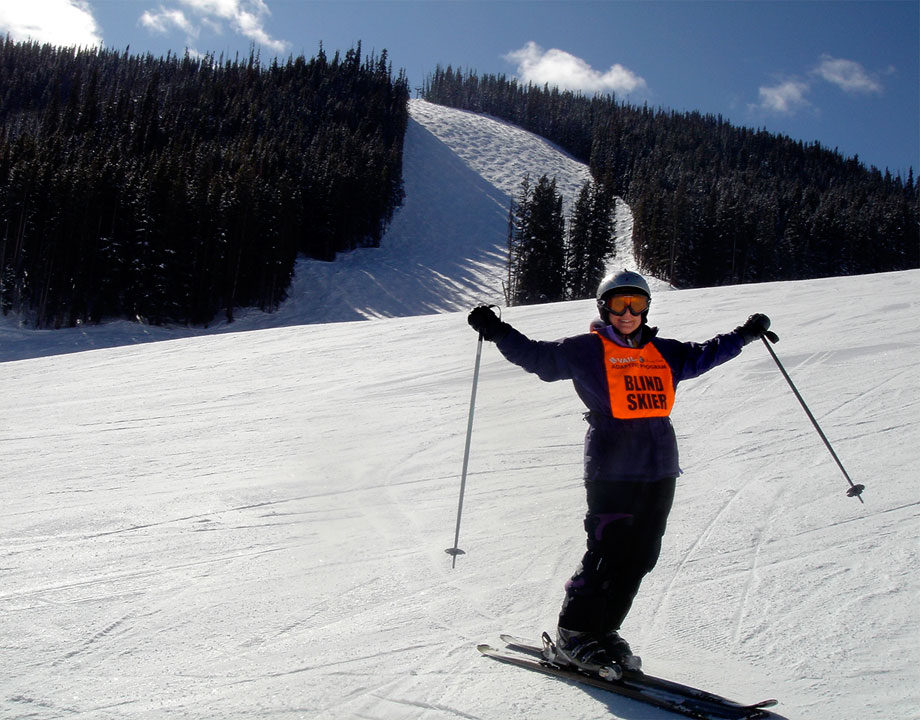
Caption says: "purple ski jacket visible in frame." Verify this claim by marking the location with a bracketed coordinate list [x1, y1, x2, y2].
[494, 322, 746, 483]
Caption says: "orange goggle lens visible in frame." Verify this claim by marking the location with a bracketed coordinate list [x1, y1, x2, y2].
[605, 294, 649, 316]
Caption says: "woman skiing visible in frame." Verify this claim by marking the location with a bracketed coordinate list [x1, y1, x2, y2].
[467, 269, 773, 676]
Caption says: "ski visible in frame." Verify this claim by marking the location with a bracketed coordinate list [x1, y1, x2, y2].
[478, 643, 768, 720]
[500, 634, 778, 713]
[477, 636, 777, 720]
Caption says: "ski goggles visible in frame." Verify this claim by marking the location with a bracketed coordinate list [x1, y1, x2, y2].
[603, 294, 649, 316]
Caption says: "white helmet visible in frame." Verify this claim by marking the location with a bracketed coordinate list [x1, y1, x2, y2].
[596, 270, 650, 301]
[596, 270, 651, 325]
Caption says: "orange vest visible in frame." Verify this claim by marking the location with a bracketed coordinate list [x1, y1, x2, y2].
[595, 332, 675, 419]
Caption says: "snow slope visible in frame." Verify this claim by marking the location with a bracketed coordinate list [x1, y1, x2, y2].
[1, 100, 919, 720]
[292, 99, 661, 325]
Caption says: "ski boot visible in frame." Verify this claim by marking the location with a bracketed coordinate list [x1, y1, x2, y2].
[545, 627, 623, 680]
[600, 630, 642, 672]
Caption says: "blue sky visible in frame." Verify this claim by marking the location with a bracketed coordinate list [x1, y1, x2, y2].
[1, 0, 917, 177]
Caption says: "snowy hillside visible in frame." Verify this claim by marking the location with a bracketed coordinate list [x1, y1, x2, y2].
[0, 100, 651, 362]
[1, 101, 919, 720]
[293, 99, 661, 324]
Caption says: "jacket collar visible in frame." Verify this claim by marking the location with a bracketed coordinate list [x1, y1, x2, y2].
[599, 323, 659, 348]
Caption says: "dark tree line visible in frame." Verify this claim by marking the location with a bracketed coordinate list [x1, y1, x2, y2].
[506, 174, 614, 306]
[425, 66, 918, 289]
[0, 38, 409, 327]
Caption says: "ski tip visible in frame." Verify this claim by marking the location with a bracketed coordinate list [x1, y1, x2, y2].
[499, 633, 531, 645]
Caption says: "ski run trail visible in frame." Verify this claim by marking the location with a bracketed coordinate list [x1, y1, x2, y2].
[1, 100, 918, 720]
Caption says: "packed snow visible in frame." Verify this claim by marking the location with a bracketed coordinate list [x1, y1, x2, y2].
[1, 100, 918, 720]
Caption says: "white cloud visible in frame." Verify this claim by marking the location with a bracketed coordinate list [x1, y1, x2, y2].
[504, 41, 646, 95]
[141, 0, 289, 53]
[812, 54, 883, 94]
[754, 79, 812, 115]
[0, 0, 102, 47]
[140, 7, 197, 37]
[752, 54, 885, 116]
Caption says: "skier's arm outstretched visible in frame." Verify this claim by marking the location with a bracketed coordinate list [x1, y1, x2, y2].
[467, 305, 599, 383]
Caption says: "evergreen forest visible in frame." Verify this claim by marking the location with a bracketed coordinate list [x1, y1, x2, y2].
[425, 67, 918, 292]
[0, 39, 408, 327]
[2, 43, 916, 328]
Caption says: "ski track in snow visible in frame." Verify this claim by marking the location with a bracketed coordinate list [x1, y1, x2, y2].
[1, 100, 919, 720]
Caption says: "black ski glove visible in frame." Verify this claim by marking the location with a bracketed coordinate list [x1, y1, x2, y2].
[735, 313, 779, 345]
[468, 305, 510, 342]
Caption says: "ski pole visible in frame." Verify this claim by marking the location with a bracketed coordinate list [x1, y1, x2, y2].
[446, 330, 484, 567]
[760, 335, 865, 503]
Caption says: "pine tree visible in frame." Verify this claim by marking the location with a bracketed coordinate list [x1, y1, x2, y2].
[565, 181, 614, 299]
[509, 174, 565, 305]
[506, 175, 531, 305]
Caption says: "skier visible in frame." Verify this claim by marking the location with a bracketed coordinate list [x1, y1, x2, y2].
[467, 269, 773, 676]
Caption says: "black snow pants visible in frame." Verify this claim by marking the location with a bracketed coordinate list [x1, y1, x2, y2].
[557, 477, 677, 634]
